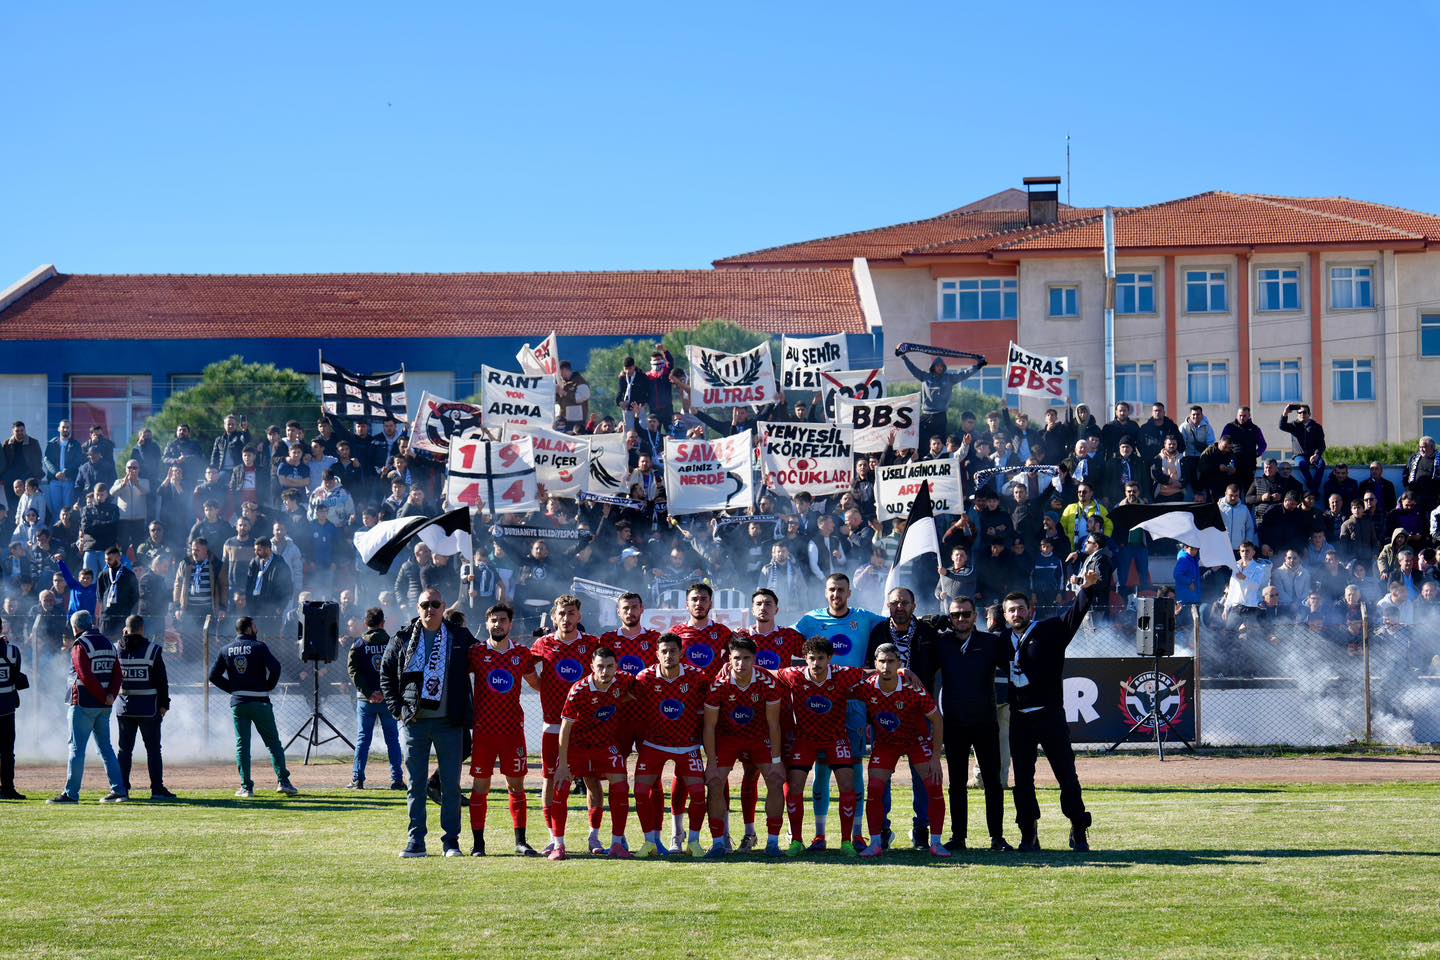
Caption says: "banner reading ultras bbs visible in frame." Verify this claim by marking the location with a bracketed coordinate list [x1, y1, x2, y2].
[876, 458, 964, 518]
[759, 422, 853, 496]
[1005, 342, 1069, 399]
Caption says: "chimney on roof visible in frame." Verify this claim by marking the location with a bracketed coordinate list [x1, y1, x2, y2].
[1023, 176, 1062, 226]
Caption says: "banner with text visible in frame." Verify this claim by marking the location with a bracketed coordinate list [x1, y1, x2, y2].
[685, 343, 777, 409]
[481, 365, 555, 428]
[517, 332, 560, 377]
[502, 424, 590, 498]
[663, 432, 755, 515]
[445, 435, 539, 515]
[836, 392, 919, 453]
[819, 368, 886, 420]
[1063, 657, 1196, 744]
[759, 422, 854, 497]
[781, 333, 850, 391]
[876, 457, 964, 518]
[1005, 342, 1070, 400]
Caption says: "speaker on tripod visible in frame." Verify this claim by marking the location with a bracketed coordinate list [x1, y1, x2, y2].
[1135, 596, 1176, 657]
[285, 600, 352, 763]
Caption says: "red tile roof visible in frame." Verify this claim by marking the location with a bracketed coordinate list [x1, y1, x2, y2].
[0, 269, 868, 341]
[717, 191, 1440, 263]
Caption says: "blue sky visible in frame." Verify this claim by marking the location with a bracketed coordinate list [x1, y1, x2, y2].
[2, 1, 1436, 282]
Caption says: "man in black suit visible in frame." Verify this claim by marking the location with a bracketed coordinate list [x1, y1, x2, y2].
[914, 594, 1012, 853]
[1001, 566, 1100, 852]
[243, 537, 295, 644]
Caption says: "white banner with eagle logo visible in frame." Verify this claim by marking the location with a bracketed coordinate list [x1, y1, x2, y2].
[501, 424, 589, 498]
[758, 422, 853, 496]
[410, 391, 485, 456]
[584, 431, 629, 494]
[663, 433, 754, 516]
[685, 343, 777, 409]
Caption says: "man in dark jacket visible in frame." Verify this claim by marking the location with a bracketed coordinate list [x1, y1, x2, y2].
[1099, 402, 1140, 461]
[209, 616, 297, 798]
[380, 587, 476, 858]
[1279, 404, 1326, 496]
[1, 422, 43, 516]
[347, 607, 404, 791]
[1220, 406, 1267, 494]
[114, 615, 175, 800]
[242, 538, 294, 643]
[162, 424, 206, 490]
[1136, 402, 1182, 465]
[1000, 567, 1100, 851]
[210, 415, 251, 473]
[96, 546, 140, 637]
[913, 594, 1012, 853]
[44, 420, 84, 518]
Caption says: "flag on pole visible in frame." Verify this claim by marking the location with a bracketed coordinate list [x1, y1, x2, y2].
[517, 332, 560, 377]
[354, 506, 473, 573]
[1108, 502, 1238, 570]
[884, 477, 942, 610]
[320, 357, 409, 422]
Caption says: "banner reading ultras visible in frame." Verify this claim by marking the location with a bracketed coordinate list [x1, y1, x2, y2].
[1005, 342, 1069, 399]
[758, 422, 854, 497]
[685, 344, 777, 409]
[663, 433, 754, 515]
[876, 458, 964, 518]
[480, 365, 554, 428]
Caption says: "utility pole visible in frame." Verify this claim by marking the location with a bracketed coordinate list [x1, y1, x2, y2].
[1103, 206, 1116, 414]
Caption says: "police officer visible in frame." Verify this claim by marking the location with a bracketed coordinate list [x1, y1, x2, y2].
[114, 615, 176, 800]
[0, 618, 29, 799]
[209, 616, 298, 799]
[347, 607, 405, 791]
[50, 610, 126, 804]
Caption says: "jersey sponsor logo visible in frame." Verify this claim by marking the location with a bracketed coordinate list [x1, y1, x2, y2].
[730, 705, 755, 725]
[755, 649, 781, 670]
[806, 694, 833, 715]
[875, 711, 901, 733]
[556, 657, 585, 682]
[486, 669, 516, 694]
[685, 645, 715, 668]
[594, 704, 617, 723]
[830, 635, 852, 657]
[618, 655, 646, 675]
[660, 698, 685, 720]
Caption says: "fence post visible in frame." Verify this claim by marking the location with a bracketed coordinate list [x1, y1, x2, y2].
[203, 614, 212, 745]
[1191, 606, 1202, 747]
[1360, 603, 1373, 745]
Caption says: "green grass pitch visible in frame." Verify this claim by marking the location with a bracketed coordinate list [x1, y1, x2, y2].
[3, 782, 1438, 959]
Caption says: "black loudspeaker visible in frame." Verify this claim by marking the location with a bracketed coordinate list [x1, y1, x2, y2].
[299, 601, 340, 663]
[1135, 596, 1176, 657]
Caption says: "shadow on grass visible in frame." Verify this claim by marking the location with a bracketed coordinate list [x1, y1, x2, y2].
[1096, 785, 1290, 795]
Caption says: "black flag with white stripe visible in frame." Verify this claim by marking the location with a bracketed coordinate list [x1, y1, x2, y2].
[320, 358, 409, 423]
[354, 506, 473, 573]
[885, 477, 942, 613]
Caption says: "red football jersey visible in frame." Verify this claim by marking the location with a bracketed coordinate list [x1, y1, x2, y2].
[631, 663, 709, 747]
[704, 670, 783, 742]
[734, 625, 805, 673]
[531, 632, 599, 724]
[600, 628, 661, 677]
[560, 674, 635, 749]
[775, 665, 865, 743]
[672, 621, 734, 678]
[855, 675, 938, 750]
[467, 643, 539, 736]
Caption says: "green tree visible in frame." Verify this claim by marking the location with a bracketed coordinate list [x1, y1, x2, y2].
[582, 319, 781, 412]
[144, 356, 319, 454]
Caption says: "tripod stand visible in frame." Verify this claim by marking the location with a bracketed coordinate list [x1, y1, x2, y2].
[1104, 646, 1194, 759]
[285, 661, 353, 764]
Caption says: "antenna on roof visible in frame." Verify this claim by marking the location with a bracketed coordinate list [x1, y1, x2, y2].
[1066, 134, 1071, 206]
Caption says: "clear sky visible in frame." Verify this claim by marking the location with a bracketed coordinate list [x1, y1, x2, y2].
[3, 1, 1437, 282]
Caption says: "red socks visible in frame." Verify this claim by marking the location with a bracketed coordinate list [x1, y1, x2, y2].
[766, 814, 784, 838]
[686, 782, 706, 832]
[588, 801, 604, 831]
[927, 785, 946, 839]
[785, 783, 804, 839]
[865, 776, 886, 837]
[509, 791, 527, 829]
[609, 781, 630, 837]
[839, 791, 858, 844]
[550, 780, 572, 835]
[740, 766, 760, 826]
[670, 779, 686, 817]
[470, 787, 488, 832]
[635, 781, 658, 833]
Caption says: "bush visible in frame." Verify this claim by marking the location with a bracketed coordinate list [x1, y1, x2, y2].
[1318, 442, 1416, 467]
[144, 356, 319, 453]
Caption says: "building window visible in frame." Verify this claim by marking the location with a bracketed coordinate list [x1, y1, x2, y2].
[1332, 359, 1374, 402]
[1187, 361, 1230, 404]
[1047, 285, 1079, 318]
[1185, 270, 1228, 313]
[1424, 315, 1440, 358]
[938, 278, 1017, 321]
[1424, 404, 1440, 440]
[1115, 272, 1155, 315]
[1259, 360, 1302, 404]
[1257, 267, 1301, 312]
[974, 367, 1020, 408]
[1050, 375, 1082, 406]
[1116, 363, 1157, 406]
[70, 376, 153, 447]
[1329, 266, 1373, 310]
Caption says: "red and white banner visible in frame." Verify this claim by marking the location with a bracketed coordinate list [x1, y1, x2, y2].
[445, 435, 539, 515]
[517, 332, 560, 377]
[759, 422, 853, 496]
[1005, 341, 1069, 400]
[819, 367, 886, 420]
[685, 343, 777, 409]
[480, 365, 554, 428]
[502, 424, 589, 498]
[410, 391, 485, 456]
[663, 433, 754, 515]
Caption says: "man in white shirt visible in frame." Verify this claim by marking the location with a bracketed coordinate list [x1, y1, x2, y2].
[1223, 541, 1270, 618]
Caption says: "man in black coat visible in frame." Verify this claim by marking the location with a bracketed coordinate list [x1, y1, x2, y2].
[380, 587, 476, 858]
[1000, 566, 1100, 852]
[913, 594, 1012, 853]
[242, 538, 295, 644]
[96, 546, 140, 637]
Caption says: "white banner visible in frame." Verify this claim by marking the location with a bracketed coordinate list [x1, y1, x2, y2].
[410, 391, 485, 456]
[517, 332, 560, 377]
[876, 458, 964, 519]
[585, 432, 630, 493]
[1005, 341, 1070, 400]
[819, 367, 886, 420]
[663, 433, 754, 516]
[481, 365, 555, 428]
[781, 334, 849, 391]
[836, 393, 919, 453]
[502, 424, 590, 498]
[445, 435, 539, 515]
[685, 343, 777, 409]
[759, 422, 854, 497]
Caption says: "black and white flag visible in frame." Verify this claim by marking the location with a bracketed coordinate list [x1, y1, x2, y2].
[885, 478, 941, 610]
[320, 358, 409, 423]
[354, 506, 473, 573]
